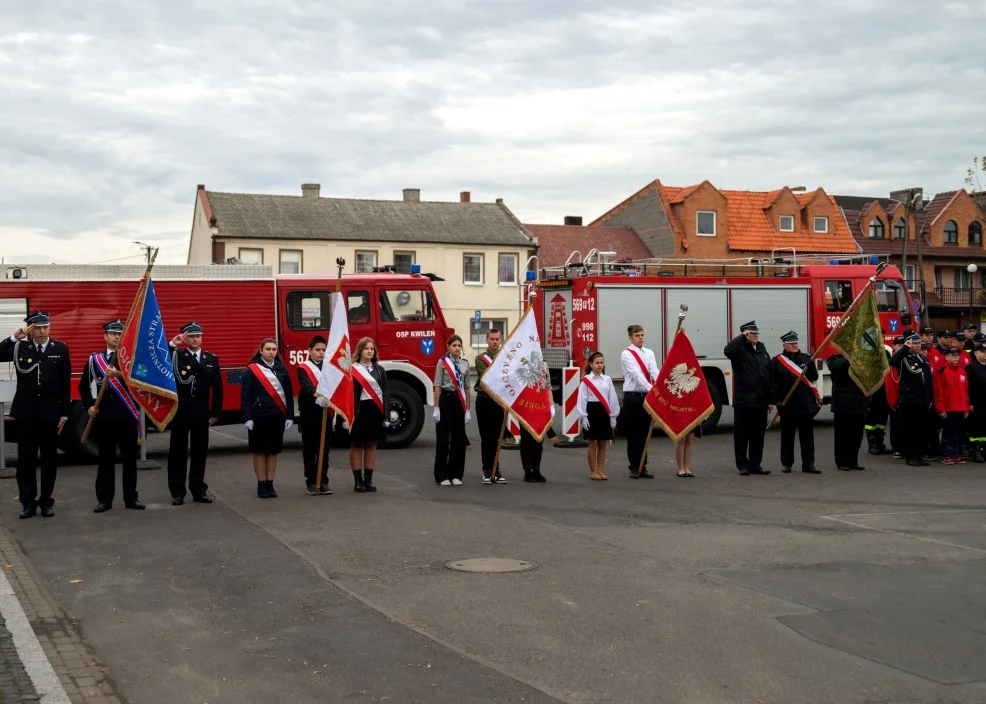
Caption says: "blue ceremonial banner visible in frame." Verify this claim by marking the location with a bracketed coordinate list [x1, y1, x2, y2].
[118, 279, 179, 430]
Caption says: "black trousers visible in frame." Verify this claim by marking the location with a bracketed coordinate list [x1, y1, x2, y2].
[888, 408, 903, 453]
[434, 390, 466, 483]
[622, 393, 650, 472]
[167, 420, 210, 499]
[833, 412, 865, 468]
[924, 407, 942, 457]
[16, 421, 58, 510]
[95, 419, 139, 505]
[780, 411, 815, 470]
[519, 427, 544, 475]
[300, 420, 331, 484]
[898, 403, 926, 461]
[864, 398, 889, 449]
[476, 394, 505, 472]
[733, 406, 768, 471]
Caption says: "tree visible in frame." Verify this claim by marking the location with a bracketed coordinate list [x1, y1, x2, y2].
[966, 156, 985, 192]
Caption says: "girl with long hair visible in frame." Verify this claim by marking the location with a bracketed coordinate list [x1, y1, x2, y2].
[349, 337, 390, 492]
[433, 334, 470, 485]
[577, 352, 620, 480]
[241, 338, 294, 497]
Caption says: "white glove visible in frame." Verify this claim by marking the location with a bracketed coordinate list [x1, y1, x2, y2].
[284, 419, 294, 430]
[610, 417, 617, 429]
[581, 417, 590, 429]
[315, 397, 329, 408]
[244, 420, 254, 431]
[382, 420, 390, 428]
[433, 408, 441, 423]
[550, 404, 556, 419]
[464, 411, 472, 425]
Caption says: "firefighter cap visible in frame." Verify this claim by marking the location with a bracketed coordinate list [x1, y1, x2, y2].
[953, 330, 965, 340]
[936, 329, 950, 339]
[944, 346, 961, 356]
[25, 310, 50, 326]
[102, 319, 125, 333]
[975, 344, 986, 355]
[964, 324, 978, 331]
[780, 331, 799, 343]
[974, 332, 986, 343]
[920, 326, 934, 334]
[180, 321, 203, 334]
[740, 320, 759, 333]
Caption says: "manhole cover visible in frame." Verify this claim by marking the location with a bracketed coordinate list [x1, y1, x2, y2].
[445, 558, 537, 573]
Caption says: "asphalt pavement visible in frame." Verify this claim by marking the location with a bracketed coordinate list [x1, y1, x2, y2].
[3, 408, 986, 704]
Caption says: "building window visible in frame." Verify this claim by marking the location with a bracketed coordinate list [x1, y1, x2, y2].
[894, 218, 906, 240]
[498, 253, 518, 285]
[868, 218, 884, 239]
[779, 215, 795, 232]
[969, 222, 983, 246]
[355, 250, 377, 273]
[379, 289, 434, 322]
[813, 216, 829, 233]
[238, 248, 263, 265]
[464, 253, 484, 284]
[934, 266, 942, 289]
[955, 268, 973, 289]
[394, 251, 415, 273]
[696, 211, 716, 236]
[824, 280, 853, 312]
[347, 290, 371, 325]
[471, 318, 506, 347]
[944, 220, 958, 245]
[903, 264, 916, 292]
[285, 291, 329, 330]
[279, 249, 302, 274]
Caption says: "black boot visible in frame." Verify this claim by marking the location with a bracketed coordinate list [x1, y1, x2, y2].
[353, 470, 366, 493]
[973, 443, 985, 463]
[363, 469, 377, 493]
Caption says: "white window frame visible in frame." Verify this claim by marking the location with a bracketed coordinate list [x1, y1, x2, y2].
[903, 264, 916, 292]
[696, 210, 716, 237]
[464, 253, 484, 285]
[238, 247, 263, 265]
[813, 216, 829, 234]
[471, 318, 507, 348]
[355, 250, 377, 273]
[779, 215, 795, 232]
[279, 249, 302, 274]
[497, 253, 518, 286]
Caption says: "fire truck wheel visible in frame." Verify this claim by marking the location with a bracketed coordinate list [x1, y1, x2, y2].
[59, 402, 99, 460]
[699, 382, 723, 435]
[380, 380, 424, 449]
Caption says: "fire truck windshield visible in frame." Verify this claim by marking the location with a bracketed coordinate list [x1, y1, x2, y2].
[875, 281, 911, 324]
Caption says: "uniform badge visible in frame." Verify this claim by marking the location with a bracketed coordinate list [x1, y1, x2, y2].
[181, 370, 188, 375]
[26, 358, 32, 363]
[186, 365, 191, 370]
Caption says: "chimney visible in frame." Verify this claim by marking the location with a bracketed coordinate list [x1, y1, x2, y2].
[460, 191, 471, 203]
[495, 198, 504, 205]
[301, 183, 321, 198]
[403, 188, 420, 203]
[890, 187, 924, 208]
[563, 215, 583, 226]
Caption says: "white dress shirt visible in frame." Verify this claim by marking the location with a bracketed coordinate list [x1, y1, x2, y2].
[620, 345, 659, 392]
[577, 373, 621, 423]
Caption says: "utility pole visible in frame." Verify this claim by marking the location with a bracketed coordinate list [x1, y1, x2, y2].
[133, 241, 154, 265]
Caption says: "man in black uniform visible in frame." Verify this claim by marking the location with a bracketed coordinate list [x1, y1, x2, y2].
[168, 321, 223, 505]
[890, 332, 932, 467]
[475, 328, 508, 484]
[770, 331, 822, 474]
[724, 320, 772, 475]
[0, 311, 71, 519]
[963, 324, 978, 354]
[297, 335, 333, 495]
[80, 319, 145, 513]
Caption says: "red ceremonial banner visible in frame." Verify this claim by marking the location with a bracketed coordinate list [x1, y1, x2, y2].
[643, 329, 715, 443]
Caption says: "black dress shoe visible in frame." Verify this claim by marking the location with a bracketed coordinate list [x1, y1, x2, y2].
[18, 506, 36, 520]
[782, 466, 792, 473]
[40, 507, 55, 518]
[850, 464, 866, 471]
[125, 500, 146, 510]
[837, 465, 852, 471]
[172, 498, 184, 506]
[192, 495, 213, 504]
[94, 503, 112, 513]
[638, 469, 654, 479]
[802, 466, 822, 474]
[737, 467, 750, 476]
[748, 466, 771, 475]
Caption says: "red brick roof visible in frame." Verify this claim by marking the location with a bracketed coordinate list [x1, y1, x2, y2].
[525, 224, 650, 268]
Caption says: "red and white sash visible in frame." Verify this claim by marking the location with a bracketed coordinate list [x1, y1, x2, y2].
[480, 353, 493, 368]
[581, 375, 613, 416]
[777, 354, 822, 406]
[443, 356, 468, 411]
[248, 362, 288, 416]
[300, 360, 320, 388]
[353, 363, 385, 413]
[91, 352, 142, 438]
[626, 346, 654, 384]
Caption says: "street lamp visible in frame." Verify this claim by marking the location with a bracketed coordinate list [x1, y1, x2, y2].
[968, 263, 978, 329]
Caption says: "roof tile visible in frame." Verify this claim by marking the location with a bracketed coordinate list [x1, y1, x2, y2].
[525, 224, 650, 268]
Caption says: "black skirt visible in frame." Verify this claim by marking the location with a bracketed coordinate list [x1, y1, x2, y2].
[350, 399, 383, 443]
[248, 415, 285, 454]
[583, 402, 613, 441]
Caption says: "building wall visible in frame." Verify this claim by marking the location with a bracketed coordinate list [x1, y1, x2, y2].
[595, 187, 675, 256]
[186, 197, 215, 265]
[925, 192, 986, 248]
[674, 183, 730, 257]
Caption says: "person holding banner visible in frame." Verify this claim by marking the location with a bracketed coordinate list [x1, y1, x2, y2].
[475, 329, 509, 484]
[770, 331, 822, 474]
[349, 337, 390, 493]
[826, 353, 869, 471]
[80, 319, 145, 512]
[433, 334, 470, 486]
[620, 325, 659, 479]
[241, 338, 294, 498]
[578, 352, 619, 480]
[297, 335, 333, 495]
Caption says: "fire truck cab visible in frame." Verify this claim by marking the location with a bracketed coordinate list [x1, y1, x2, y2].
[533, 251, 915, 432]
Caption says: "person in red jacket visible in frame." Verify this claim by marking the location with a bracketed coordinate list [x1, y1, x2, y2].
[934, 347, 970, 465]
[949, 332, 973, 369]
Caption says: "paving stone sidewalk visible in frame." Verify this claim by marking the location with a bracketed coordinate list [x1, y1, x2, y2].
[0, 522, 126, 704]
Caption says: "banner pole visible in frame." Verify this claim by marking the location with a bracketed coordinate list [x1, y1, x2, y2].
[637, 305, 687, 472]
[491, 411, 509, 479]
[315, 258, 346, 491]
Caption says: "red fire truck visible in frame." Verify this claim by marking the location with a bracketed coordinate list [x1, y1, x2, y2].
[532, 252, 916, 432]
[0, 264, 453, 455]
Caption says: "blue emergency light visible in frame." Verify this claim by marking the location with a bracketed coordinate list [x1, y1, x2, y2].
[869, 255, 879, 265]
[829, 259, 839, 265]
[525, 270, 537, 281]
[410, 264, 421, 274]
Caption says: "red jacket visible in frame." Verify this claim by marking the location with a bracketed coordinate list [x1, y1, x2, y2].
[934, 363, 970, 414]
[932, 348, 972, 371]
[885, 367, 900, 408]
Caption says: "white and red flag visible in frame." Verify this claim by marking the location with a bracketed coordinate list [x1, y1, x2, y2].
[316, 291, 355, 426]
[480, 307, 554, 441]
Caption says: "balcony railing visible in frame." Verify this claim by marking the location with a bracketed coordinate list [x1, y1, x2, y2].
[932, 287, 986, 307]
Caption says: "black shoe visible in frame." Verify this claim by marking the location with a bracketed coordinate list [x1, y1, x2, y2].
[782, 466, 792, 473]
[748, 466, 771, 475]
[850, 464, 866, 471]
[837, 465, 852, 471]
[94, 503, 112, 513]
[867, 446, 882, 455]
[18, 505, 36, 520]
[319, 483, 332, 495]
[532, 472, 547, 483]
[192, 495, 213, 503]
[802, 466, 822, 474]
[40, 506, 55, 518]
[353, 470, 366, 493]
[638, 469, 654, 479]
[628, 470, 640, 479]
[125, 500, 146, 510]
[172, 497, 184, 506]
[891, 451, 903, 459]
[266, 481, 277, 498]
[737, 467, 750, 476]
[905, 459, 929, 467]
[522, 472, 536, 483]
[363, 469, 377, 492]
[306, 483, 318, 496]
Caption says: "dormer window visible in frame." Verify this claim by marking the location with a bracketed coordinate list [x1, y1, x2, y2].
[696, 210, 716, 237]
[944, 220, 958, 245]
[814, 216, 829, 233]
[779, 215, 795, 232]
[894, 218, 906, 240]
[869, 218, 884, 239]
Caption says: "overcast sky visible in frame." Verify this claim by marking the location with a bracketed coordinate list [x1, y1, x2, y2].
[2, 1, 983, 265]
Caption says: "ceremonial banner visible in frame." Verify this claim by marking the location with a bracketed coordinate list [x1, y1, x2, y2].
[643, 329, 714, 443]
[117, 279, 179, 430]
[480, 308, 553, 441]
[830, 287, 888, 396]
[316, 291, 355, 426]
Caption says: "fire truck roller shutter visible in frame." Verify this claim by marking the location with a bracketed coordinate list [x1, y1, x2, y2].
[596, 286, 664, 384]
[729, 287, 811, 358]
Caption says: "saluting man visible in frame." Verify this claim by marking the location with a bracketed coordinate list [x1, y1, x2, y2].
[0, 311, 71, 519]
[770, 331, 822, 474]
[79, 319, 145, 513]
[724, 321, 773, 475]
[890, 332, 933, 466]
[297, 335, 333, 495]
[168, 321, 223, 506]
[475, 328, 508, 484]
[620, 324, 659, 479]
